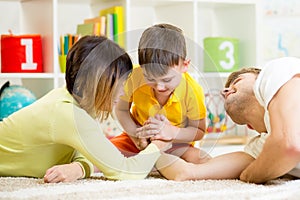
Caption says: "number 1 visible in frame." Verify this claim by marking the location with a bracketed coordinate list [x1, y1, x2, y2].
[21, 39, 37, 70]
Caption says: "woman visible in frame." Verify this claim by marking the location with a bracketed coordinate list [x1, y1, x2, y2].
[0, 35, 171, 183]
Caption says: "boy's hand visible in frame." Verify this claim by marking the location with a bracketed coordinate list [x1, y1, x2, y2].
[136, 114, 179, 141]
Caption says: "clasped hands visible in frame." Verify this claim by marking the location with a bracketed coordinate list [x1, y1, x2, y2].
[134, 114, 178, 150]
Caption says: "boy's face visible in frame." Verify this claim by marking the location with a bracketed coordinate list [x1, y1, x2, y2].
[142, 63, 185, 97]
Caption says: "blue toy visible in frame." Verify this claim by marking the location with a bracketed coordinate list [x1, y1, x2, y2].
[0, 81, 36, 121]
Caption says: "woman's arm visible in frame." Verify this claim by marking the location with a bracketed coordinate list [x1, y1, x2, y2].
[54, 104, 171, 180]
[43, 162, 84, 183]
[43, 151, 93, 183]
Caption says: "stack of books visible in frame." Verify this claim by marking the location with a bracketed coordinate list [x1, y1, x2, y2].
[76, 6, 124, 47]
[76, 16, 106, 37]
[59, 34, 79, 56]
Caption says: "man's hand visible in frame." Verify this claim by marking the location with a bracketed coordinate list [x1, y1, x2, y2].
[44, 162, 84, 183]
[239, 168, 253, 183]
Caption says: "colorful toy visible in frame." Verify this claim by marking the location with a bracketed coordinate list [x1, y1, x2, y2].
[205, 89, 235, 133]
[1, 33, 43, 73]
[99, 114, 123, 139]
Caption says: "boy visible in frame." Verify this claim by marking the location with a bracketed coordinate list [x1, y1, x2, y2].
[110, 23, 210, 164]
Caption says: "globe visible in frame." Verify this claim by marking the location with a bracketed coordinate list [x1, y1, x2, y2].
[0, 81, 36, 121]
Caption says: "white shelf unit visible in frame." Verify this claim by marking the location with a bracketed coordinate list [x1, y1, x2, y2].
[125, 0, 261, 92]
[0, 0, 56, 98]
[0, 0, 260, 98]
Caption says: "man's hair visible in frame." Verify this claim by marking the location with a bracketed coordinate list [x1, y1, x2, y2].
[138, 23, 186, 77]
[225, 67, 261, 88]
[65, 35, 132, 121]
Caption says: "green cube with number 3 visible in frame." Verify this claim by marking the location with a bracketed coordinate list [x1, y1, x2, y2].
[203, 37, 239, 72]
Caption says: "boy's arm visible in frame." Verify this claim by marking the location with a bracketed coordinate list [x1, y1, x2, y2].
[115, 99, 137, 137]
[172, 118, 206, 143]
[240, 76, 300, 183]
[157, 118, 205, 143]
[115, 99, 148, 150]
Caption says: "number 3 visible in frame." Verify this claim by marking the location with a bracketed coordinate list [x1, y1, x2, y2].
[219, 41, 235, 70]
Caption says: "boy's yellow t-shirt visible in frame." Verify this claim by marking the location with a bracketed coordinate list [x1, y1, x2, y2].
[123, 67, 206, 127]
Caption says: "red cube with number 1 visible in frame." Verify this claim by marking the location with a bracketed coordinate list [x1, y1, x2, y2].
[1, 34, 43, 73]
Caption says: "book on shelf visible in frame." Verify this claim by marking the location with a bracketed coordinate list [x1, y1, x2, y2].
[75, 6, 124, 46]
[83, 16, 106, 36]
[100, 6, 124, 47]
[106, 13, 114, 41]
[77, 16, 107, 37]
[59, 34, 79, 56]
[76, 23, 95, 37]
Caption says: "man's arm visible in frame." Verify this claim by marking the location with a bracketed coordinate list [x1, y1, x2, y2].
[157, 151, 254, 181]
[240, 76, 300, 183]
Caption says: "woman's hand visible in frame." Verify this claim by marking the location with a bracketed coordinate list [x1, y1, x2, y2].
[129, 135, 149, 150]
[151, 139, 172, 152]
[43, 162, 84, 183]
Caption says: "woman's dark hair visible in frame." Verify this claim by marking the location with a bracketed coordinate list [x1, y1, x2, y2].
[65, 35, 132, 120]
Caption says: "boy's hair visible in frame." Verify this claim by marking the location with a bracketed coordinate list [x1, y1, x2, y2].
[65, 35, 133, 121]
[138, 23, 186, 77]
[225, 67, 261, 88]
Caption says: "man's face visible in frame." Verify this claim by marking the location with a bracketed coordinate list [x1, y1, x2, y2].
[221, 73, 257, 124]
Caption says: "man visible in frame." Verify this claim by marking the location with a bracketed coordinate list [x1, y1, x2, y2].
[222, 56, 300, 183]
[155, 57, 300, 184]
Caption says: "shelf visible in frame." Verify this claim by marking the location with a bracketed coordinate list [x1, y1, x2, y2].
[58, 73, 65, 78]
[202, 72, 231, 78]
[129, 0, 194, 7]
[0, 73, 55, 79]
[0, 0, 22, 2]
[0, 0, 259, 100]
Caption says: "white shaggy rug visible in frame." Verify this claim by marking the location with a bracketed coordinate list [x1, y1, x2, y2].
[1, 173, 300, 200]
